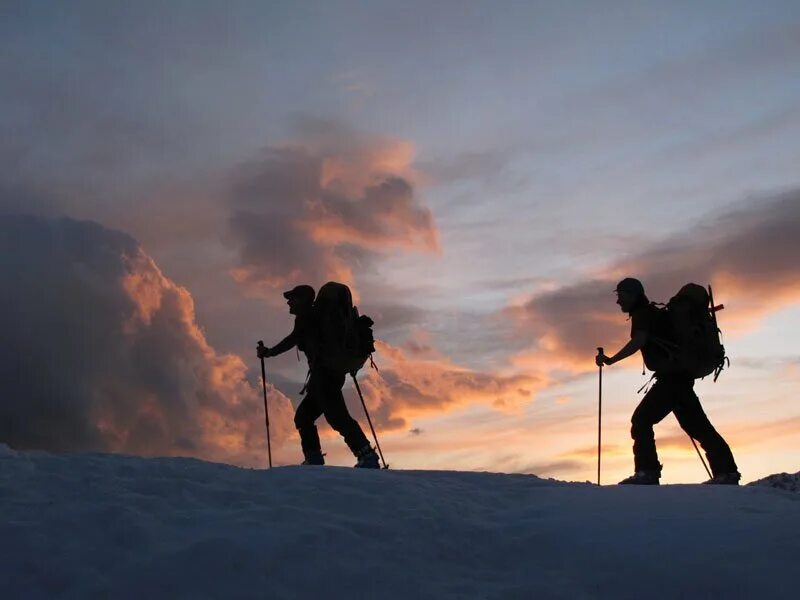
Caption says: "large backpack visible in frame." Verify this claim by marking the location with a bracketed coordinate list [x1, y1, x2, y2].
[649, 283, 727, 380]
[313, 281, 376, 376]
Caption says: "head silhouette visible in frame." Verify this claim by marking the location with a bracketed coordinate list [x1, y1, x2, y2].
[283, 285, 315, 316]
[614, 277, 645, 313]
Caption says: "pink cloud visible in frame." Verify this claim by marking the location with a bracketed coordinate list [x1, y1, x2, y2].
[225, 120, 439, 295]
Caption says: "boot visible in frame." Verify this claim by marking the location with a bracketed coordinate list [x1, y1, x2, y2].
[618, 469, 661, 485]
[301, 452, 325, 466]
[703, 471, 741, 485]
[354, 445, 380, 469]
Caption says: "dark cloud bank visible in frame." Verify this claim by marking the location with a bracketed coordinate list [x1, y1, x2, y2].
[0, 213, 293, 462]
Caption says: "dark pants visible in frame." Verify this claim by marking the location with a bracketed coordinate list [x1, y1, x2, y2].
[631, 373, 738, 476]
[294, 367, 369, 458]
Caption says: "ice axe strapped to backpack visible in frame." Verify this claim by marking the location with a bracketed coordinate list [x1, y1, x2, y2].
[647, 283, 729, 381]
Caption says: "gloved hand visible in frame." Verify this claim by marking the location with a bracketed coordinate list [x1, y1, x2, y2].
[257, 344, 272, 359]
[595, 352, 612, 367]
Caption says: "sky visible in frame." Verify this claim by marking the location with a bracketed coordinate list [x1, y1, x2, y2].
[1, 0, 799, 483]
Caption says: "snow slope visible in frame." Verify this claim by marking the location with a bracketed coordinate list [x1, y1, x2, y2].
[749, 471, 800, 493]
[1, 444, 798, 599]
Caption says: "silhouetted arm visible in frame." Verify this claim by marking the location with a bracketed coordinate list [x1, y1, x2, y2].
[268, 329, 298, 357]
[598, 331, 647, 366]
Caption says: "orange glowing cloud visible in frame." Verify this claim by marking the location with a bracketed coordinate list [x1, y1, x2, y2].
[318, 137, 417, 194]
[300, 177, 439, 253]
[226, 120, 439, 295]
[115, 246, 297, 466]
[0, 215, 294, 467]
[353, 339, 543, 432]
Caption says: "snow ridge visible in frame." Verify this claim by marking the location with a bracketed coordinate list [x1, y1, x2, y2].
[748, 471, 800, 493]
[1, 448, 799, 599]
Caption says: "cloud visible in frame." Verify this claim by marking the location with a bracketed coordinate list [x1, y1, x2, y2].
[365, 303, 430, 335]
[0, 214, 295, 466]
[723, 415, 800, 450]
[509, 189, 800, 371]
[417, 146, 523, 189]
[225, 119, 439, 293]
[563, 444, 625, 460]
[353, 340, 542, 432]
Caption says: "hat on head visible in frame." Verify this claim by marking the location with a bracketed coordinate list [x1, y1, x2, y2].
[283, 284, 315, 303]
[614, 277, 645, 297]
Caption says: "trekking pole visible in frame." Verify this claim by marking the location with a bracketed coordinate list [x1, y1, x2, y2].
[688, 435, 712, 479]
[257, 341, 273, 469]
[596, 347, 604, 486]
[351, 374, 388, 469]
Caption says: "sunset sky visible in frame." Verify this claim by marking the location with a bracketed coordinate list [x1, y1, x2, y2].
[2, 1, 799, 483]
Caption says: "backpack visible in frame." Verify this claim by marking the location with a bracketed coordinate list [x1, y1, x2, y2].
[649, 283, 727, 380]
[313, 281, 376, 376]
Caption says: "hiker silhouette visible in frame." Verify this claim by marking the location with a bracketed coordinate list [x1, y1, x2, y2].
[258, 284, 379, 468]
[596, 278, 740, 485]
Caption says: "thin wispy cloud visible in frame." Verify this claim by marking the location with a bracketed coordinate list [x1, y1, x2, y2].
[509, 189, 800, 371]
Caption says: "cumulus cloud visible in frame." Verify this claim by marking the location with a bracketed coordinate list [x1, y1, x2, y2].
[225, 119, 439, 293]
[0, 214, 294, 466]
[509, 189, 800, 370]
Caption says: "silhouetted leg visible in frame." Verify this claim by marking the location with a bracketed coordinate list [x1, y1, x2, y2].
[294, 392, 324, 459]
[673, 385, 738, 476]
[631, 379, 674, 472]
[315, 369, 370, 455]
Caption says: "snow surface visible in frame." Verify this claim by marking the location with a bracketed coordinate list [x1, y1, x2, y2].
[749, 471, 800, 494]
[1, 444, 798, 599]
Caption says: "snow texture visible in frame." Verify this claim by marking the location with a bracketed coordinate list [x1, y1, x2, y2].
[749, 471, 800, 493]
[1, 444, 798, 599]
